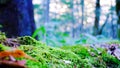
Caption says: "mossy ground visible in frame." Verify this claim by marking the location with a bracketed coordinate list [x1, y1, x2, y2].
[18, 36, 90, 68]
[17, 36, 120, 68]
[0, 33, 120, 68]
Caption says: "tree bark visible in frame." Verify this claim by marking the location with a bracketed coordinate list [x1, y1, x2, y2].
[93, 0, 101, 36]
[116, 0, 120, 39]
[0, 0, 36, 38]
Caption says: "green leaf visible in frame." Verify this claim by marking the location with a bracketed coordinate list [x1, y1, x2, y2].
[40, 26, 46, 34]
[59, 39, 66, 44]
[32, 26, 46, 38]
[62, 33, 69, 37]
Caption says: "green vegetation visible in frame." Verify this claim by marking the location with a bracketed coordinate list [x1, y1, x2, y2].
[18, 37, 90, 68]
[0, 33, 120, 68]
[17, 36, 120, 68]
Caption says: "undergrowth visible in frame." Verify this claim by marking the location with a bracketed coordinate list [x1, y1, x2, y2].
[0, 33, 120, 68]
[18, 36, 120, 68]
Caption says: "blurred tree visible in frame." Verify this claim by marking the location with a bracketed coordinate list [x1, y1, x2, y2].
[43, 0, 50, 41]
[93, 0, 107, 36]
[81, 0, 84, 32]
[116, 0, 120, 39]
[70, 0, 75, 38]
[44, 0, 50, 23]
[0, 0, 36, 38]
[93, 0, 101, 36]
[110, 1, 116, 38]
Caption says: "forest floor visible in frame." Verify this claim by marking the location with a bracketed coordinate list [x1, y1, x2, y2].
[0, 33, 120, 68]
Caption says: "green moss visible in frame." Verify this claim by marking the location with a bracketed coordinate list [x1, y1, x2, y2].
[61, 45, 107, 68]
[18, 36, 91, 68]
[61, 45, 120, 68]
[0, 32, 6, 43]
[0, 44, 10, 51]
[102, 50, 120, 68]
[17, 36, 43, 46]
[61, 45, 91, 58]
[19, 45, 91, 68]
[0, 35, 119, 68]
[17, 36, 120, 68]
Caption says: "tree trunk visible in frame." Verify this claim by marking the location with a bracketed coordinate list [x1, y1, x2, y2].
[93, 0, 101, 36]
[71, 0, 75, 38]
[44, 0, 50, 42]
[81, 0, 84, 32]
[0, 0, 36, 38]
[45, 0, 50, 23]
[116, 0, 120, 39]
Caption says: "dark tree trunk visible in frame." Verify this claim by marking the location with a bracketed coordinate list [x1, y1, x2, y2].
[116, 0, 120, 39]
[93, 0, 101, 36]
[0, 0, 36, 38]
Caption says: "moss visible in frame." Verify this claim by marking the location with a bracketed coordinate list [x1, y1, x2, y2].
[0, 32, 6, 43]
[101, 50, 120, 68]
[0, 35, 120, 68]
[61, 45, 91, 59]
[0, 44, 10, 51]
[19, 45, 91, 68]
[61, 45, 120, 68]
[61, 45, 107, 68]
[17, 36, 120, 68]
[17, 36, 43, 46]
[17, 36, 91, 68]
